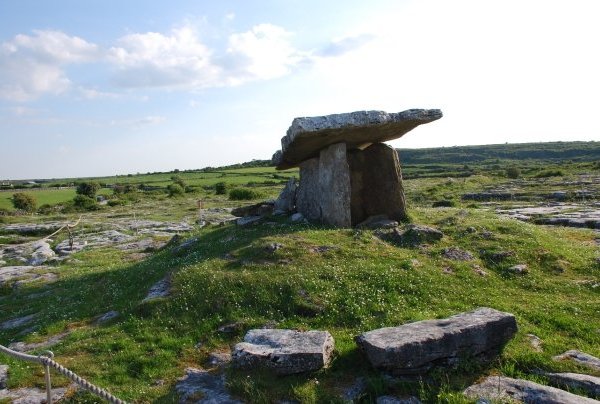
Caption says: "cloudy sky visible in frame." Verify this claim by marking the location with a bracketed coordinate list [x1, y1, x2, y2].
[1, 0, 599, 179]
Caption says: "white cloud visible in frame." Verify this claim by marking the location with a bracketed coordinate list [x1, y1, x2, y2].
[0, 30, 100, 101]
[109, 115, 166, 129]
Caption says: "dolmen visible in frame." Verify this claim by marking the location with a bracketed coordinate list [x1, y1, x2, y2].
[272, 109, 442, 227]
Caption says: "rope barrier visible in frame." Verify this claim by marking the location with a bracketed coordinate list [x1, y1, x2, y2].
[0, 344, 127, 403]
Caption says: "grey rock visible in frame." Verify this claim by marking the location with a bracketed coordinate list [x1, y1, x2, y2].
[463, 376, 597, 403]
[376, 396, 421, 404]
[265, 243, 284, 254]
[233, 329, 335, 375]
[508, 264, 529, 274]
[296, 157, 321, 222]
[13, 272, 58, 288]
[356, 307, 517, 374]
[526, 334, 543, 352]
[8, 331, 70, 353]
[290, 212, 305, 222]
[116, 238, 166, 252]
[319, 143, 352, 227]
[0, 364, 7, 389]
[356, 215, 399, 230]
[274, 177, 298, 213]
[545, 372, 600, 398]
[236, 215, 263, 227]
[309, 245, 336, 253]
[0, 314, 36, 330]
[277, 109, 442, 169]
[218, 322, 245, 334]
[26, 241, 56, 266]
[95, 310, 119, 324]
[207, 352, 232, 368]
[55, 230, 135, 255]
[383, 225, 443, 245]
[554, 350, 600, 371]
[143, 274, 171, 302]
[231, 201, 274, 218]
[341, 377, 367, 402]
[442, 247, 474, 261]
[0, 386, 68, 403]
[175, 367, 242, 404]
[348, 143, 407, 224]
[271, 149, 283, 166]
[1, 222, 63, 235]
[0, 266, 41, 285]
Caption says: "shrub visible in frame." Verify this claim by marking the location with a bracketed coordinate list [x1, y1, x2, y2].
[167, 183, 185, 197]
[215, 182, 227, 195]
[505, 166, 521, 179]
[76, 181, 101, 198]
[171, 175, 186, 188]
[73, 194, 99, 210]
[108, 199, 127, 207]
[11, 192, 37, 212]
[229, 187, 263, 201]
[534, 169, 564, 178]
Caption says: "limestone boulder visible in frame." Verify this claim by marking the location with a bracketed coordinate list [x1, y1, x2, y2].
[355, 307, 517, 374]
[276, 109, 442, 169]
[464, 376, 598, 403]
[274, 177, 298, 214]
[232, 329, 335, 375]
[231, 201, 274, 218]
[554, 350, 600, 372]
[545, 372, 600, 398]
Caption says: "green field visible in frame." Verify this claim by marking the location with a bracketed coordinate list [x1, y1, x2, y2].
[0, 142, 599, 402]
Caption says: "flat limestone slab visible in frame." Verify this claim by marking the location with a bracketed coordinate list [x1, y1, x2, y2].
[276, 109, 442, 169]
[232, 329, 334, 375]
[545, 372, 600, 398]
[464, 376, 598, 403]
[355, 307, 517, 374]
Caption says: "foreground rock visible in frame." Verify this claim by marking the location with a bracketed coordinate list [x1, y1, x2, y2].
[276, 109, 442, 169]
[233, 329, 335, 375]
[356, 307, 517, 374]
[0, 314, 37, 330]
[143, 274, 171, 302]
[231, 201, 274, 218]
[545, 372, 600, 398]
[8, 331, 71, 353]
[380, 225, 444, 245]
[0, 386, 69, 403]
[0, 364, 7, 389]
[0, 266, 52, 286]
[554, 350, 600, 371]
[175, 367, 242, 403]
[463, 376, 598, 403]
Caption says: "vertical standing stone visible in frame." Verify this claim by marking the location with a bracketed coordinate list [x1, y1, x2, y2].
[318, 143, 352, 227]
[348, 143, 407, 224]
[296, 157, 321, 221]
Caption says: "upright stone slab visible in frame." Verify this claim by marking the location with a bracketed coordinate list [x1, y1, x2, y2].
[319, 143, 351, 227]
[348, 143, 406, 224]
[296, 157, 321, 221]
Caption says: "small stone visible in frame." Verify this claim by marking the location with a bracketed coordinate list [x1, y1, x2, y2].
[355, 307, 517, 374]
[442, 267, 454, 275]
[290, 213, 305, 222]
[526, 334, 543, 352]
[341, 377, 367, 402]
[218, 322, 245, 334]
[0, 314, 36, 330]
[143, 275, 171, 302]
[397, 224, 444, 245]
[508, 264, 528, 274]
[237, 215, 263, 227]
[553, 350, 600, 371]
[309, 245, 336, 254]
[442, 247, 474, 261]
[356, 215, 399, 230]
[233, 329, 335, 375]
[95, 310, 119, 324]
[207, 352, 232, 368]
[265, 243, 284, 254]
[231, 202, 274, 218]
[473, 265, 488, 277]
[464, 376, 597, 403]
[8, 331, 70, 353]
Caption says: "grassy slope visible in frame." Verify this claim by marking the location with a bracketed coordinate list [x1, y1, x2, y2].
[1, 207, 598, 402]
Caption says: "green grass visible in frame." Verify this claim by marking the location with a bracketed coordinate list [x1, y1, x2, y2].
[1, 207, 598, 402]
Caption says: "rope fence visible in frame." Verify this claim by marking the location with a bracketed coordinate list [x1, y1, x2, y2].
[0, 344, 127, 403]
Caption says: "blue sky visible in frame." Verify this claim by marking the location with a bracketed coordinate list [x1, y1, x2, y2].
[1, 0, 599, 179]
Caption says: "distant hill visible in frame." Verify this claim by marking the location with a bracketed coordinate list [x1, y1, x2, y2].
[397, 141, 600, 164]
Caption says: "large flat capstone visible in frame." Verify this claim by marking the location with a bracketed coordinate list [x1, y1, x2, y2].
[276, 109, 442, 169]
[232, 329, 334, 375]
[355, 307, 517, 374]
